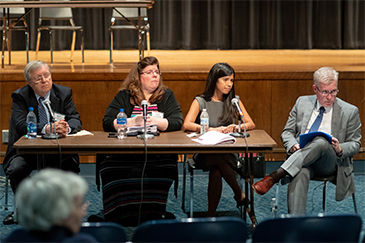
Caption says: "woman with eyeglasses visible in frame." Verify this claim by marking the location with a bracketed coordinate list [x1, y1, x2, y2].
[103, 56, 182, 131]
[100, 56, 183, 226]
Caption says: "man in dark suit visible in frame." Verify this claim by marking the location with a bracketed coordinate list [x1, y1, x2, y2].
[3, 60, 82, 225]
[253, 67, 361, 215]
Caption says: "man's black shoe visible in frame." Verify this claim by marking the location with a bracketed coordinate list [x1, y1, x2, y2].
[3, 212, 16, 225]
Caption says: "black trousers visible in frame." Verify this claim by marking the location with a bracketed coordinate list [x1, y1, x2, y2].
[5, 153, 80, 193]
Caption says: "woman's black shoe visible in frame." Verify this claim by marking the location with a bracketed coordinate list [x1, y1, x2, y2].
[234, 196, 250, 208]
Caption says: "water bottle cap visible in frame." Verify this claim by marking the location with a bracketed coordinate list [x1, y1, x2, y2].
[120, 108, 124, 112]
[202, 108, 207, 111]
[29, 107, 34, 111]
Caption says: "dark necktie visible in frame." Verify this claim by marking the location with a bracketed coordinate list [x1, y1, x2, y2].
[38, 97, 48, 124]
[308, 106, 325, 133]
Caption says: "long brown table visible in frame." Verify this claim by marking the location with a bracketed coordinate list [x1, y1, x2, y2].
[14, 130, 276, 155]
[13, 129, 276, 226]
[1, 0, 155, 68]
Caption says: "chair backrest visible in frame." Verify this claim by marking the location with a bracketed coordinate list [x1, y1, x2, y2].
[112, 8, 148, 19]
[39, 0, 73, 19]
[132, 216, 247, 243]
[0, 0, 25, 17]
[80, 222, 127, 243]
[252, 214, 362, 243]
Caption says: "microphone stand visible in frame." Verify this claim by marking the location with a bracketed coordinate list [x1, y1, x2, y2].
[42, 117, 60, 140]
[231, 117, 250, 138]
[137, 116, 154, 140]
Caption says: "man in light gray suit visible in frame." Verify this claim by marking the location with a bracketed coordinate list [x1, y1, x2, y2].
[253, 67, 361, 215]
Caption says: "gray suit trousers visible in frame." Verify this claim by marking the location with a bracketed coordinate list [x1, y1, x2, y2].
[283, 137, 337, 215]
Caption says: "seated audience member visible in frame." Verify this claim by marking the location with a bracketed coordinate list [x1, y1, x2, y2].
[3, 60, 82, 225]
[4, 169, 98, 243]
[182, 62, 255, 217]
[253, 67, 361, 215]
[100, 56, 183, 225]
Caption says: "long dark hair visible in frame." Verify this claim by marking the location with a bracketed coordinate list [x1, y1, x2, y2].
[120, 56, 166, 106]
[199, 63, 236, 125]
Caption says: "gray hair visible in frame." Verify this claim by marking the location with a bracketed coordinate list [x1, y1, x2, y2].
[24, 60, 51, 83]
[313, 67, 339, 86]
[16, 169, 88, 231]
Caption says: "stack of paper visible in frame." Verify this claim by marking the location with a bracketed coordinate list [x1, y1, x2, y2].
[67, 130, 94, 137]
[127, 124, 157, 134]
[192, 131, 236, 145]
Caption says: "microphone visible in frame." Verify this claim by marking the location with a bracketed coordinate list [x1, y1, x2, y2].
[231, 98, 250, 138]
[42, 99, 55, 122]
[231, 98, 244, 122]
[137, 100, 154, 140]
[41, 99, 59, 139]
[141, 100, 148, 121]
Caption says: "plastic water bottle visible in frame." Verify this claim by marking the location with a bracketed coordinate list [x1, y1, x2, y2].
[26, 107, 37, 139]
[200, 108, 209, 134]
[117, 108, 127, 139]
[271, 197, 278, 217]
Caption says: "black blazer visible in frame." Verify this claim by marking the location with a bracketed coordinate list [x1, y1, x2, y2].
[2, 84, 82, 171]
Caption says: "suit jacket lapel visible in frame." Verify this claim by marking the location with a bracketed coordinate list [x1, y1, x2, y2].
[300, 96, 316, 134]
[27, 85, 39, 117]
[331, 99, 342, 139]
[49, 86, 61, 112]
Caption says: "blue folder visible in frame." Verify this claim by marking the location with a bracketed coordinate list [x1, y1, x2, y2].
[299, 131, 332, 148]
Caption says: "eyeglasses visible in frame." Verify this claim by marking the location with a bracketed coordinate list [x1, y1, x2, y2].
[141, 70, 161, 76]
[315, 85, 339, 96]
[32, 72, 51, 84]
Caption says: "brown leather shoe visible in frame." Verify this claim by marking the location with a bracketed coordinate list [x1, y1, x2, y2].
[253, 175, 274, 195]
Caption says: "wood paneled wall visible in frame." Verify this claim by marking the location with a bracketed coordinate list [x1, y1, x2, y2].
[1, 71, 364, 162]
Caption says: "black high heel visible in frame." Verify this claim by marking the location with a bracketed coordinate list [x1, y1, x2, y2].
[234, 196, 250, 208]
[234, 196, 257, 228]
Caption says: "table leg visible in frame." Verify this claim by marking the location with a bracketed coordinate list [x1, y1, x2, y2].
[181, 154, 187, 211]
[248, 153, 257, 227]
[243, 152, 257, 227]
[243, 152, 248, 221]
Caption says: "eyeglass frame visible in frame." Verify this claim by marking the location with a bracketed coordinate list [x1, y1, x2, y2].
[140, 70, 161, 76]
[315, 85, 339, 96]
[31, 72, 52, 84]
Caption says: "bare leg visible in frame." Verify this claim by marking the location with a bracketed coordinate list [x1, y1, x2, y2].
[207, 167, 222, 217]
[205, 154, 245, 217]
[216, 155, 244, 201]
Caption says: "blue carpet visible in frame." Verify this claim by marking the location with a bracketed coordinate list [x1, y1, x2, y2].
[1, 169, 364, 241]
